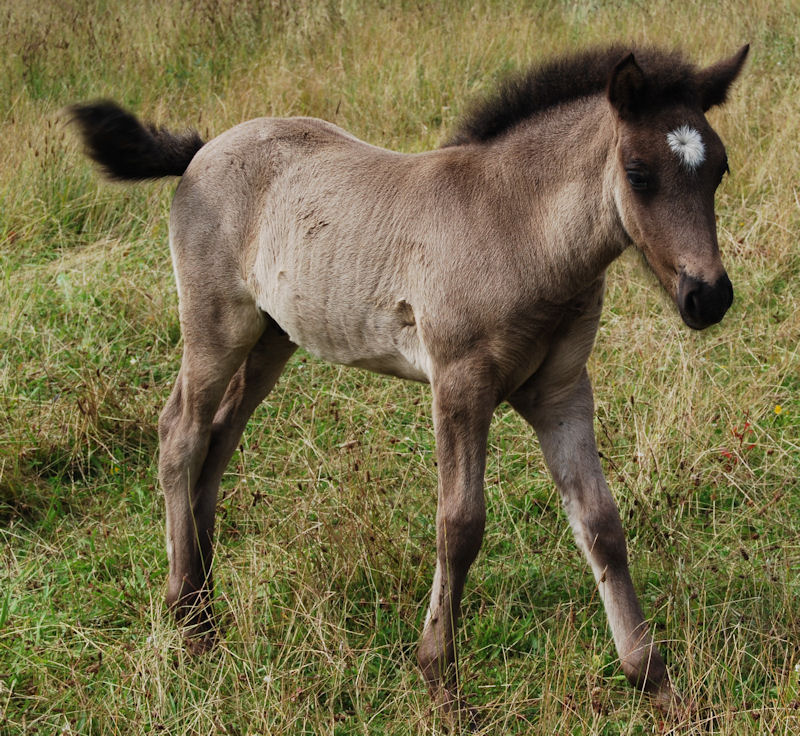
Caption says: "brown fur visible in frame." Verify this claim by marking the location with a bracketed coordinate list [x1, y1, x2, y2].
[70, 44, 748, 722]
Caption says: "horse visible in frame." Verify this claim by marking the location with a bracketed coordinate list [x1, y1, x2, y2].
[69, 43, 748, 721]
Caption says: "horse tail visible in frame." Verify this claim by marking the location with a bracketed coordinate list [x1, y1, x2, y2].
[68, 100, 205, 181]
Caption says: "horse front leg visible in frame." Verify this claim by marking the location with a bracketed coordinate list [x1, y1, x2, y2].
[509, 370, 674, 707]
[417, 366, 496, 725]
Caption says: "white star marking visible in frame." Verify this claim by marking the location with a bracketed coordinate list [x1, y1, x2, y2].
[667, 125, 706, 170]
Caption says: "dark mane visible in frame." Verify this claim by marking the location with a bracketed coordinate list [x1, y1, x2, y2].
[444, 45, 700, 147]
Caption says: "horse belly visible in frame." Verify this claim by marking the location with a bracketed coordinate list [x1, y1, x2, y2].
[257, 273, 432, 382]
[308, 319, 432, 383]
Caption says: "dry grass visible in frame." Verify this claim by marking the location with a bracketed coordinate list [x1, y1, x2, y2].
[1, 1, 798, 734]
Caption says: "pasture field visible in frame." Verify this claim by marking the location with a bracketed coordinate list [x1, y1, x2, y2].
[1, 0, 798, 733]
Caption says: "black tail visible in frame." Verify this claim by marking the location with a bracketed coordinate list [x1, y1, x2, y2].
[68, 100, 205, 181]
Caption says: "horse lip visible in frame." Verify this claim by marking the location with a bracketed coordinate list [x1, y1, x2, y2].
[679, 310, 712, 330]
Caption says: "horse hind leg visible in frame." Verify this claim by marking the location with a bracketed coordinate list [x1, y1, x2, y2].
[190, 318, 296, 521]
[159, 302, 295, 647]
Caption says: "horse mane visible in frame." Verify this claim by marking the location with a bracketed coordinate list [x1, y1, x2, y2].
[444, 45, 700, 147]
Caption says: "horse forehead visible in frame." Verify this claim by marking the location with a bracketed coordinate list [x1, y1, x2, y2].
[666, 125, 706, 170]
[622, 111, 723, 170]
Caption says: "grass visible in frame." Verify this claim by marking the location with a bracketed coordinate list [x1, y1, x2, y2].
[1, 0, 799, 733]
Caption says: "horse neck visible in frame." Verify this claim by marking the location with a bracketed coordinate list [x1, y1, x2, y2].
[487, 97, 628, 297]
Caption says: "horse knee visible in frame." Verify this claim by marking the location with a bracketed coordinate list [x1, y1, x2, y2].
[158, 387, 182, 444]
[567, 497, 628, 569]
[438, 505, 486, 568]
[591, 513, 626, 564]
[158, 384, 233, 490]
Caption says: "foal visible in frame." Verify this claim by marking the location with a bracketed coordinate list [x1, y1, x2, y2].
[70, 43, 748, 717]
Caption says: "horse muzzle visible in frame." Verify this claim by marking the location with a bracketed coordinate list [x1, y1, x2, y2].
[677, 271, 733, 330]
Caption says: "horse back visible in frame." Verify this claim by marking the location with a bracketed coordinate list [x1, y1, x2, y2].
[168, 116, 599, 391]
[169, 117, 444, 381]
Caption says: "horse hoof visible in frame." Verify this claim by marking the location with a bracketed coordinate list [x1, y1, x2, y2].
[183, 629, 217, 655]
[432, 687, 481, 733]
[650, 680, 692, 722]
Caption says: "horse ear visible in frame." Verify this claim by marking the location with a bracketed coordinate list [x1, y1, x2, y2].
[697, 44, 749, 111]
[607, 53, 646, 119]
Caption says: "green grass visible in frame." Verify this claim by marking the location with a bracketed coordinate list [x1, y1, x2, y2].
[1, 1, 799, 733]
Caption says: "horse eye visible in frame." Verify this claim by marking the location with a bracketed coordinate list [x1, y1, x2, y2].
[626, 169, 649, 191]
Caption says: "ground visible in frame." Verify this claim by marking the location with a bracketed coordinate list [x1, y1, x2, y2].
[1, 1, 798, 733]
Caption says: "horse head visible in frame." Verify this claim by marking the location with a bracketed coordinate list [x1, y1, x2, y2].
[608, 45, 748, 329]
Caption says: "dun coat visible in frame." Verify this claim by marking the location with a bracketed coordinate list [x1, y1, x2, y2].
[70, 43, 748, 721]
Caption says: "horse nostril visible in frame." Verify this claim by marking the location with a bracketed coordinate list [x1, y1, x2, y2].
[685, 288, 701, 320]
